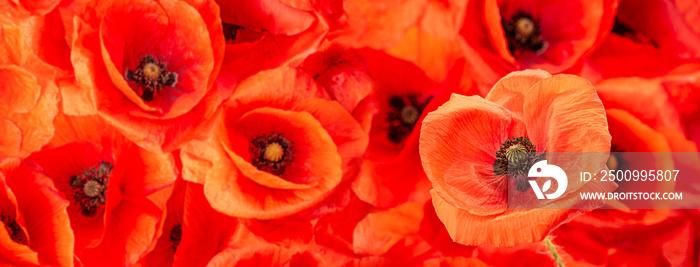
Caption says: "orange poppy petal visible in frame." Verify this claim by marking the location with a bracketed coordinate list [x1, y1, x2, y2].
[0, 157, 74, 266]
[0, 65, 40, 114]
[430, 183, 610, 247]
[217, 0, 315, 35]
[224, 107, 342, 190]
[420, 94, 525, 216]
[0, 119, 22, 157]
[524, 74, 611, 154]
[485, 69, 551, 116]
[352, 202, 423, 256]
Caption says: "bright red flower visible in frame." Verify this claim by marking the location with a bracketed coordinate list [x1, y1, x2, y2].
[420, 70, 616, 246]
[351, 49, 468, 208]
[67, 0, 230, 153]
[0, 157, 73, 266]
[459, 0, 619, 87]
[181, 66, 368, 219]
[579, 0, 700, 81]
[298, 44, 375, 129]
[596, 76, 700, 202]
[553, 210, 694, 266]
[137, 181, 241, 267]
[662, 63, 700, 152]
[214, 0, 337, 88]
[26, 114, 177, 266]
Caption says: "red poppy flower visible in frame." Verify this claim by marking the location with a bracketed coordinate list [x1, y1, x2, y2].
[214, 0, 337, 88]
[596, 76, 700, 202]
[67, 0, 230, 153]
[351, 49, 467, 208]
[579, 0, 700, 81]
[26, 114, 177, 266]
[0, 10, 61, 158]
[419, 197, 567, 266]
[553, 210, 694, 266]
[181, 66, 367, 219]
[137, 180, 241, 267]
[459, 0, 619, 87]
[662, 63, 700, 151]
[298, 44, 375, 130]
[420, 69, 616, 246]
[0, 157, 73, 266]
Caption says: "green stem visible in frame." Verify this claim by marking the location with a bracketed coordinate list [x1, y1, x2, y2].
[545, 236, 565, 267]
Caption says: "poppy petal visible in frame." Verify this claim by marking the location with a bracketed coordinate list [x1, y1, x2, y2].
[420, 94, 526, 215]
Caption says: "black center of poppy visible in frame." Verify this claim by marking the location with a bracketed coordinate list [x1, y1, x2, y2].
[0, 213, 27, 245]
[503, 10, 546, 55]
[607, 145, 628, 171]
[611, 19, 659, 48]
[69, 161, 112, 217]
[494, 136, 544, 191]
[222, 22, 244, 41]
[250, 133, 295, 176]
[387, 94, 433, 143]
[125, 55, 178, 102]
[169, 223, 182, 251]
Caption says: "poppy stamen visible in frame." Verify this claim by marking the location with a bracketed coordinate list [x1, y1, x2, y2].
[493, 136, 543, 191]
[125, 55, 178, 102]
[387, 94, 433, 143]
[503, 10, 546, 55]
[69, 161, 112, 217]
[169, 223, 182, 251]
[0, 214, 27, 245]
[250, 133, 295, 176]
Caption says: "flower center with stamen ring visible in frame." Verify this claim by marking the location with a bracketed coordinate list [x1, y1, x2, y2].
[493, 136, 544, 191]
[125, 55, 178, 102]
[387, 94, 433, 143]
[0, 213, 27, 245]
[263, 142, 284, 162]
[69, 161, 112, 217]
[502, 10, 546, 55]
[250, 133, 295, 176]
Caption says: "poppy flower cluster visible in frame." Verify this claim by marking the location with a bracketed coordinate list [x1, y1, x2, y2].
[1, 0, 699, 266]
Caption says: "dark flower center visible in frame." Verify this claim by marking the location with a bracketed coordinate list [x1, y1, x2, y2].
[70, 161, 112, 217]
[387, 94, 433, 143]
[250, 133, 295, 176]
[611, 19, 659, 48]
[493, 136, 544, 191]
[503, 11, 546, 55]
[125, 55, 178, 102]
[0, 213, 27, 245]
[607, 145, 628, 171]
[222, 22, 244, 41]
[169, 223, 182, 251]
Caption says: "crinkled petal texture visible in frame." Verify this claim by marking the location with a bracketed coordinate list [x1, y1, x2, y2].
[26, 117, 177, 266]
[182, 66, 367, 219]
[0, 157, 74, 266]
[69, 0, 229, 153]
[419, 70, 615, 246]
